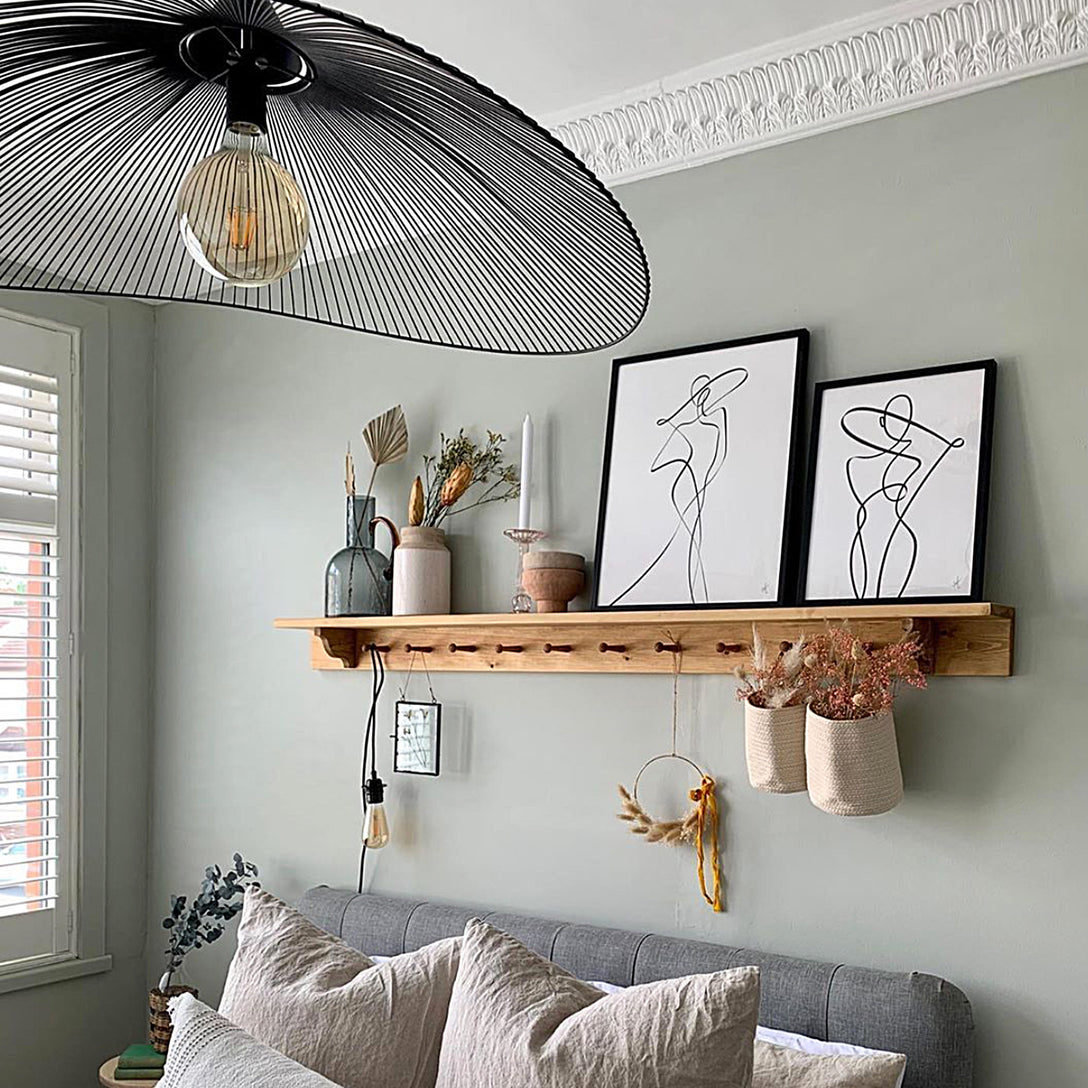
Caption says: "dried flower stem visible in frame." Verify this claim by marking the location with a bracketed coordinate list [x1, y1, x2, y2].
[421, 429, 519, 527]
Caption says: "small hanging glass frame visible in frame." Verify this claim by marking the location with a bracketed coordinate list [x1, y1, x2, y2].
[394, 701, 441, 776]
[393, 651, 441, 776]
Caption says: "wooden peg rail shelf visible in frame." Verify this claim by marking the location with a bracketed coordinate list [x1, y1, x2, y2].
[275, 603, 1014, 677]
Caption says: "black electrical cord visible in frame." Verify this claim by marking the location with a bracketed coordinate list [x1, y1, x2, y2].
[357, 645, 386, 893]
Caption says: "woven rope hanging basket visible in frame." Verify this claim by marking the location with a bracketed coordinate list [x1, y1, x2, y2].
[805, 708, 903, 816]
[744, 700, 807, 794]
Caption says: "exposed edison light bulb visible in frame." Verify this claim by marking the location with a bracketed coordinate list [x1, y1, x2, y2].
[177, 126, 310, 288]
[362, 775, 391, 849]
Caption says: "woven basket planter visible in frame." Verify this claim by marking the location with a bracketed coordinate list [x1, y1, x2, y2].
[744, 700, 807, 794]
[149, 984, 198, 1053]
[805, 708, 903, 816]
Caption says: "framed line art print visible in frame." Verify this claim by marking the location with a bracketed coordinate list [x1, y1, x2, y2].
[799, 359, 996, 605]
[592, 329, 808, 611]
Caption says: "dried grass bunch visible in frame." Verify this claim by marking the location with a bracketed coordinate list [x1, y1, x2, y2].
[419, 429, 519, 527]
[616, 784, 699, 845]
[806, 627, 926, 721]
[734, 630, 819, 709]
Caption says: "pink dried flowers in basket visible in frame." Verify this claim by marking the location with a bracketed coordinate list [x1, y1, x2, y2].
[806, 627, 926, 721]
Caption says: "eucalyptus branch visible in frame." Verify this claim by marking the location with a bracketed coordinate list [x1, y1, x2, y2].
[160, 853, 259, 983]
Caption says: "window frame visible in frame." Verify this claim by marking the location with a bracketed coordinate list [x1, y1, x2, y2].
[0, 302, 107, 993]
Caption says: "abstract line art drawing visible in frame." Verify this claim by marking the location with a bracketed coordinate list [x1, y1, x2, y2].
[800, 359, 996, 604]
[608, 367, 749, 606]
[593, 330, 808, 612]
[840, 394, 965, 599]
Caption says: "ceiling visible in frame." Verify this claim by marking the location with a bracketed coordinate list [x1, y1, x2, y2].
[334, 0, 915, 116]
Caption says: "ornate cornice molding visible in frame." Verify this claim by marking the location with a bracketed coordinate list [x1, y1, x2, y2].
[549, 0, 1088, 185]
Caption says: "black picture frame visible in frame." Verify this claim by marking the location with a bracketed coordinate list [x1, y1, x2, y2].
[797, 358, 996, 605]
[591, 329, 809, 612]
[393, 700, 441, 777]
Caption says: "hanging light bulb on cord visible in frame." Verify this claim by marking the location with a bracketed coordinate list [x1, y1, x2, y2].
[362, 776, 391, 849]
[177, 37, 310, 288]
[358, 644, 391, 892]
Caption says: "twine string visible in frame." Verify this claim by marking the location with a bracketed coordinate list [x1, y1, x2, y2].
[398, 650, 416, 700]
[399, 650, 439, 704]
[625, 640, 723, 913]
[671, 639, 681, 755]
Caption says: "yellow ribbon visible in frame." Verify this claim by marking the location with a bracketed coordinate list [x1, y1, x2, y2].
[689, 775, 723, 913]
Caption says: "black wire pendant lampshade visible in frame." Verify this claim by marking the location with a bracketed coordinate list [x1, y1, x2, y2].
[0, 0, 650, 354]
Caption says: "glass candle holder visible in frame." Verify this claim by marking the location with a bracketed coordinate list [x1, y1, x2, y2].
[502, 527, 547, 613]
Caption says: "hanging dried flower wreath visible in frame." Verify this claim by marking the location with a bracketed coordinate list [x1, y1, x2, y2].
[614, 649, 723, 912]
[616, 760, 723, 913]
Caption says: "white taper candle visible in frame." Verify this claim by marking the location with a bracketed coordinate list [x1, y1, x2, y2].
[518, 413, 533, 529]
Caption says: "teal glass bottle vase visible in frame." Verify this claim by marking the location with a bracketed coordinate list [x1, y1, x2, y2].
[325, 495, 400, 617]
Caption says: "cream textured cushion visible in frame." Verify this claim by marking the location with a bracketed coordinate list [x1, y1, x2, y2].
[435, 918, 761, 1088]
[162, 993, 339, 1088]
[219, 888, 460, 1088]
[587, 985, 906, 1088]
[754, 1038, 907, 1087]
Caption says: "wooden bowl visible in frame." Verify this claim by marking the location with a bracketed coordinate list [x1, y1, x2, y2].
[522, 566, 586, 613]
[523, 550, 585, 572]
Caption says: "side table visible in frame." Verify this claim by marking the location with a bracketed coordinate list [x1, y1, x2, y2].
[99, 1057, 161, 1087]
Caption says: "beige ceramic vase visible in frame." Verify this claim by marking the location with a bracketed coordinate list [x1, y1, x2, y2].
[744, 699, 807, 793]
[392, 526, 451, 615]
[805, 707, 903, 816]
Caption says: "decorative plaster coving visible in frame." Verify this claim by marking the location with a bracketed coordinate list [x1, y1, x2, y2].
[548, 0, 1088, 185]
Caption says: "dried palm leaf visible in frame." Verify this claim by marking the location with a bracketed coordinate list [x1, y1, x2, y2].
[363, 404, 409, 467]
[361, 405, 408, 497]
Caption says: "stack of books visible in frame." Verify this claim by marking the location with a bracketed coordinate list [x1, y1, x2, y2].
[114, 1044, 166, 1081]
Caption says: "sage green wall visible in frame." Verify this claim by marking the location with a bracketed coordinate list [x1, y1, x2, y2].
[0, 292, 155, 1085]
[149, 66, 1088, 1087]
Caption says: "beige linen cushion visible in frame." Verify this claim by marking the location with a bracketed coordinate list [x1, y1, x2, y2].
[435, 918, 761, 1088]
[162, 993, 339, 1088]
[754, 1038, 907, 1087]
[219, 887, 460, 1088]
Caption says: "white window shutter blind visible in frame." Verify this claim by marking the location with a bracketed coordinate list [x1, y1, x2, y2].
[0, 309, 78, 973]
